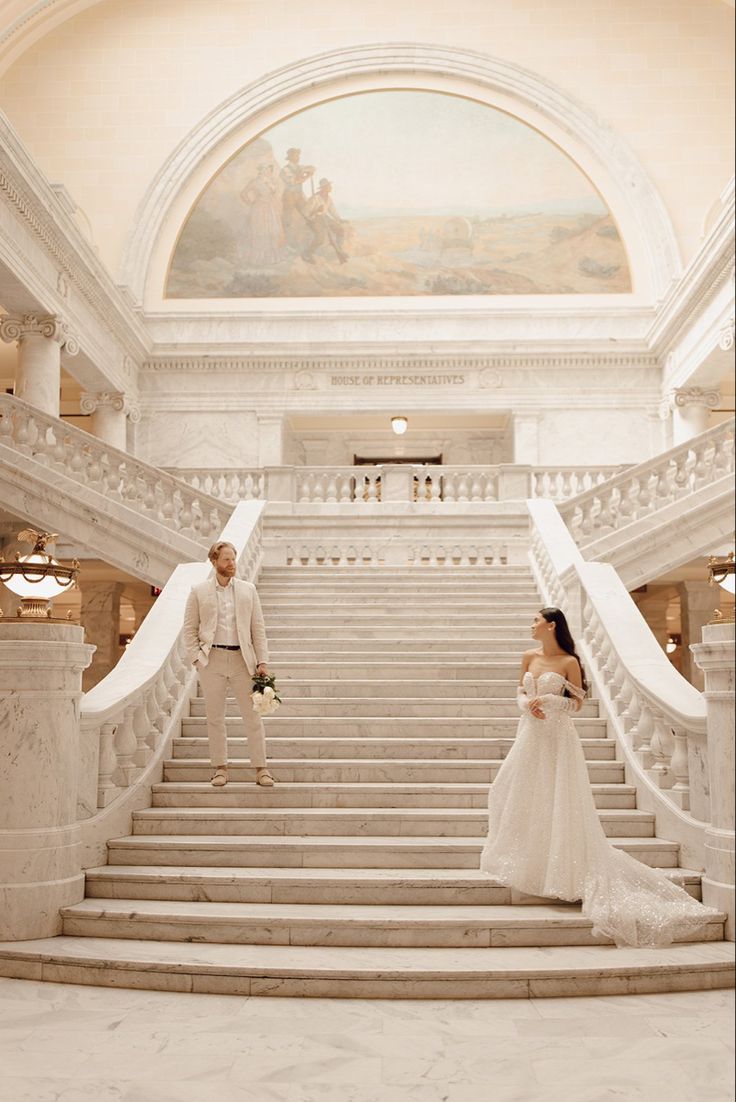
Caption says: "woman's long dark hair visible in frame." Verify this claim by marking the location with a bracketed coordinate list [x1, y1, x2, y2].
[539, 607, 588, 695]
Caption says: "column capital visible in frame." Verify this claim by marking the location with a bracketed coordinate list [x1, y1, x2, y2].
[80, 391, 140, 421]
[669, 386, 721, 413]
[0, 313, 79, 356]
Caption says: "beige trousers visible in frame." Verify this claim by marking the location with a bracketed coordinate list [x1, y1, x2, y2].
[197, 647, 267, 768]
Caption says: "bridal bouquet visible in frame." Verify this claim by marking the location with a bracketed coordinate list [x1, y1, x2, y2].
[251, 672, 282, 716]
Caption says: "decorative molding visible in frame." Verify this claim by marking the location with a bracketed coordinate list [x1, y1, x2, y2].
[0, 111, 149, 369]
[121, 43, 680, 304]
[718, 315, 735, 352]
[0, 311, 78, 354]
[141, 353, 660, 375]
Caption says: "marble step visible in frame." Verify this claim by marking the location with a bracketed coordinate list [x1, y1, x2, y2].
[188, 678, 599, 705]
[3, 937, 732, 999]
[130, 807, 656, 838]
[183, 715, 606, 738]
[268, 627, 537, 640]
[261, 567, 534, 577]
[163, 758, 627, 784]
[172, 735, 616, 760]
[151, 780, 637, 809]
[186, 700, 603, 720]
[58, 898, 726, 949]
[229, 662, 526, 680]
[84, 864, 704, 905]
[106, 834, 682, 869]
[269, 645, 533, 660]
[261, 599, 537, 608]
[263, 613, 541, 626]
[258, 580, 538, 590]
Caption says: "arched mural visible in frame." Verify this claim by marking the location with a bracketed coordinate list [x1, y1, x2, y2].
[166, 90, 631, 298]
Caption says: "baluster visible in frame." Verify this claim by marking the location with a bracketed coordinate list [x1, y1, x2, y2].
[145, 691, 162, 745]
[649, 712, 674, 786]
[669, 727, 690, 807]
[132, 700, 152, 768]
[338, 475, 352, 503]
[97, 722, 119, 807]
[312, 475, 326, 503]
[0, 406, 12, 441]
[113, 706, 138, 787]
[713, 432, 733, 477]
[691, 442, 711, 489]
[428, 472, 442, 502]
[468, 474, 482, 502]
[634, 700, 654, 757]
[325, 476, 338, 504]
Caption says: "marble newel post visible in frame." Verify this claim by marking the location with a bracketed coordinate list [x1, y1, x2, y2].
[0, 623, 94, 940]
[0, 314, 79, 418]
[691, 622, 735, 940]
[80, 580, 124, 690]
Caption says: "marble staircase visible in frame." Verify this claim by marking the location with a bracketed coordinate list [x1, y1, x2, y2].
[5, 566, 733, 998]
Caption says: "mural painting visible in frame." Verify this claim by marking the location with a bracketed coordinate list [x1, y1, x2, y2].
[167, 91, 631, 298]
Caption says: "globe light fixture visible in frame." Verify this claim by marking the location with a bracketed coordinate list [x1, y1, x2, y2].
[0, 530, 79, 621]
[707, 551, 735, 623]
[665, 633, 681, 654]
[391, 416, 408, 435]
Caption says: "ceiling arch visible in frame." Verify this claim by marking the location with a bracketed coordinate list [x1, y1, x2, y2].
[123, 43, 682, 307]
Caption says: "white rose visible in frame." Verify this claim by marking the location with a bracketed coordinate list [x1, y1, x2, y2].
[264, 686, 275, 698]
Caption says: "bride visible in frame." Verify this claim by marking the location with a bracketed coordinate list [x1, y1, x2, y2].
[480, 607, 718, 948]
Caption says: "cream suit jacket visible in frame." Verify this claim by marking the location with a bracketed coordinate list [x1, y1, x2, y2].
[182, 577, 269, 674]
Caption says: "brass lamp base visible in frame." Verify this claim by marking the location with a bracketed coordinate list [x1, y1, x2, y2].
[709, 607, 736, 625]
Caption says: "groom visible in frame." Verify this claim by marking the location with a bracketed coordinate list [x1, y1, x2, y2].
[183, 540, 275, 788]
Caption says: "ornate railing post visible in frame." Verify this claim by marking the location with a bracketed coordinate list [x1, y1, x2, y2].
[691, 622, 735, 939]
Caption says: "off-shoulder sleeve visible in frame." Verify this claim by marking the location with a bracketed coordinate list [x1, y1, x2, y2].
[563, 678, 586, 700]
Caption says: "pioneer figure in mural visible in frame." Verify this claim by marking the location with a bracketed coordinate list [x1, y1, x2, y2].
[302, 178, 349, 264]
[280, 147, 315, 250]
[239, 163, 284, 268]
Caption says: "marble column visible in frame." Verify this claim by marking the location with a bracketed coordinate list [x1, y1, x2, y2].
[80, 391, 140, 452]
[0, 313, 79, 418]
[129, 588, 156, 632]
[633, 588, 671, 651]
[678, 580, 720, 690]
[669, 386, 721, 446]
[257, 414, 285, 466]
[691, 622, 735, 940]
[0, 622, 94, 940]
[512, 413, 540, 465]
[80, 580, 124, 690]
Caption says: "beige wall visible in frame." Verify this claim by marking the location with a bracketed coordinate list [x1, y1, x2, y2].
[0, 0, 732, 281]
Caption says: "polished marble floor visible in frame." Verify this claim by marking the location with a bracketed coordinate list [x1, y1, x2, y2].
[0, 977, 732, 1102]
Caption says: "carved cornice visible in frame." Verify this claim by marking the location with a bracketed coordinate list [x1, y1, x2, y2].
[141, 353, 660, 375]
[0, 311, 78, 353]
[651, 179, 735, 357]
[0, 111, 150, 366]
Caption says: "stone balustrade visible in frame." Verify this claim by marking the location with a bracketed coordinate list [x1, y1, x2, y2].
[167, 463, 624, 505]
[559, 418, 735, 547]
[528, 498, 712, 868]
[0, 393, 227, 545]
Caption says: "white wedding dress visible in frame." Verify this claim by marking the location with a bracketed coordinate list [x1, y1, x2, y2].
[479, 670, 717, 947]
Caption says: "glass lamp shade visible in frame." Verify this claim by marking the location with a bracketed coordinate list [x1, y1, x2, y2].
[1, 553, 75, 600]
[391, 416, 408, 435]
[718, 574, 735, 595]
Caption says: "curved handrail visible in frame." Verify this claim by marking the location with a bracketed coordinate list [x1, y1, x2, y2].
[559, 418, 735, 545]
[528, 498, 710, 864]
[0, 393, 228, 544]
[77, 501, 265, 841]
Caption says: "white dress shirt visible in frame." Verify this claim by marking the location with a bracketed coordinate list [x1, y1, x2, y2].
[212, 579, 239, 645]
